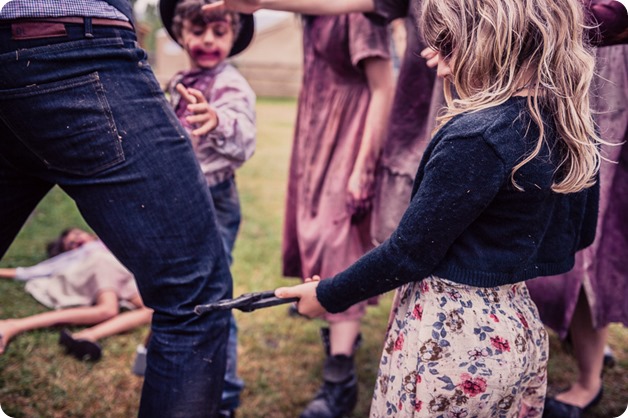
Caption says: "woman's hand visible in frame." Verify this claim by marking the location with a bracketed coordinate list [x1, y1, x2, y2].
[346, 163, 375, 220]
[420, 47, 439, 68]
[176, 83, 219, 139]
[275, 275, 326, 318]
[420, 48, 452, 78]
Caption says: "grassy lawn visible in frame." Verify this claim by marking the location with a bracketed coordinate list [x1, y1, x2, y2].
[0, 97, 626, 417]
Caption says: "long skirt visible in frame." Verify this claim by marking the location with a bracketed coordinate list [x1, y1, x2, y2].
[371, 276, 548, 418]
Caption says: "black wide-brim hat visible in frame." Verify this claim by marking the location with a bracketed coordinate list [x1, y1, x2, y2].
[160, 0, 255, 57]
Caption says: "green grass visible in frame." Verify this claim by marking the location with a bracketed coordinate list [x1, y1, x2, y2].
[0, 98, 626, 417]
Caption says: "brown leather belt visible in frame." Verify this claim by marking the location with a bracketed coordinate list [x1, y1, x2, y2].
[9, 17, 134, 30]
[6, 17, 134, 41]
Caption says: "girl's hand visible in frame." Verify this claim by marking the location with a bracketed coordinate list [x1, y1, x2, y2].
[176, 83, 219, 138]
[275, 276, 326, 318]
[420, 47, 439, 68]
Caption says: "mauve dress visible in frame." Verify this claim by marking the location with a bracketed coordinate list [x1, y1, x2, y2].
[282, 14, 390, 321]
[526, 44, 628, 338]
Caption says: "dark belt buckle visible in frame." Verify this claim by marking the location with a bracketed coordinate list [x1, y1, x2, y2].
[194, 290, 299, 315]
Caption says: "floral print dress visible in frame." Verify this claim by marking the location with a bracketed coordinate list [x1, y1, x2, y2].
[371, 276, 548, 418]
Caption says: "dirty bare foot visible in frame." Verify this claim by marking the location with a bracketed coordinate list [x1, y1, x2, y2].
[555, 380, 603, 409]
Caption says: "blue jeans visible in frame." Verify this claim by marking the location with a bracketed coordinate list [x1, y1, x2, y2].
[0, 21, 232, 417]
[209, 177, 245, 411]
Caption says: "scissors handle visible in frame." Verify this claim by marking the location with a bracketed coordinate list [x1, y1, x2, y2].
[194, 290, 299, 315]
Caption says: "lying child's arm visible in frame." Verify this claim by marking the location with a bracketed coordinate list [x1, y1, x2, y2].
[0, 268, 17, 279]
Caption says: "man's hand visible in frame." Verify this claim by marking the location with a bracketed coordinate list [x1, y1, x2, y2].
[176, 83, 219, 139]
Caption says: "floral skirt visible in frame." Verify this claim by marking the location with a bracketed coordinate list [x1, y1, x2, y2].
[371, 276, 548, 418]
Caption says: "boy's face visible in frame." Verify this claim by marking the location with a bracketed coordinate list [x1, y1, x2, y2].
[180, 16, 235, 70]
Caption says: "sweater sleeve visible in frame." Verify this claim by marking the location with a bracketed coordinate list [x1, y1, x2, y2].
[316, 134, 508, 313]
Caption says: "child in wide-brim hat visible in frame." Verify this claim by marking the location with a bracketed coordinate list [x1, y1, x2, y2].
[160, 0, 254, 57]
[158, 1, 257, 416]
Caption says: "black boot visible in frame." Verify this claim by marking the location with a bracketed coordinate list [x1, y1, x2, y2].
[300, 329, 360, 418]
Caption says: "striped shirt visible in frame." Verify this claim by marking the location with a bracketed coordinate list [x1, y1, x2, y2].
[0, 0, 128, 21]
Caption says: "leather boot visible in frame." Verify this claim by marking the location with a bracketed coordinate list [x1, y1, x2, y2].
[300, 328, 361, 418]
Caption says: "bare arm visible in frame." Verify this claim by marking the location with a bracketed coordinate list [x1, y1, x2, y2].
[0, 268, 17, 279]
[391, 18, 407, 59]
[346, 57, 395, 215]
[203, 0, 375, 15]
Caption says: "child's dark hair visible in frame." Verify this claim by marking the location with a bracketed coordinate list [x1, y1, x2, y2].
[171, 0, 242, 42]
[46, 228, 74, 258]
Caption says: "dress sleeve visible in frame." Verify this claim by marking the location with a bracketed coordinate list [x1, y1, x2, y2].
[347, 13, 391, 68]
[587, 0, 628, 46]
[14, 250, 82, 281]
[316, 133, 508, 313]
[365, 0, 411, 23]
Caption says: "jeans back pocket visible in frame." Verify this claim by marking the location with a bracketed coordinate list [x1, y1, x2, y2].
[0, 72, 124, 176]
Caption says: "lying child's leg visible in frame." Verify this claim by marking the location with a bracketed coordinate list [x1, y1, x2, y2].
[0, 290, 119, 355]
[73, 294, 152, 342]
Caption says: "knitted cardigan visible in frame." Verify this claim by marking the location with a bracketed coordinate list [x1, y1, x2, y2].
[317, 96, 599, 313]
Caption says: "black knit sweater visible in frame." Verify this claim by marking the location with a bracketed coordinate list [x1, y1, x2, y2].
[317, 96, 599, 313]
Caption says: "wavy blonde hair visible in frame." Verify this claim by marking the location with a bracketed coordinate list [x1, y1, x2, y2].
[420, 0, 603, 193]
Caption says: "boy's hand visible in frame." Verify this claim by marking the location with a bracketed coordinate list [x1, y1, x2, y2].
[202, 0, 261, 14]
[275, 276, 326, 318]
[176, 83, 219, 137]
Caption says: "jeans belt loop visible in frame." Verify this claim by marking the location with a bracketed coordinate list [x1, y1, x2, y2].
[84, 17, 94, 38]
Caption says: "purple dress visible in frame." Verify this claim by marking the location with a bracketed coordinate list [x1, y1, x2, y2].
[526, 44, 628, 337]
[282, 14, 390, 320]
[367, 0, 440, 243]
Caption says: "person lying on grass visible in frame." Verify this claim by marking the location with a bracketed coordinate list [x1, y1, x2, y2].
[0, 228, 152, 361]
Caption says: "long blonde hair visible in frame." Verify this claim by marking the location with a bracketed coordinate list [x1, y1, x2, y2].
[420, 0, 603, 193]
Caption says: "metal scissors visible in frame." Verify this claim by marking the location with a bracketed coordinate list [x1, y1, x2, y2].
[194, 290, 299, 315]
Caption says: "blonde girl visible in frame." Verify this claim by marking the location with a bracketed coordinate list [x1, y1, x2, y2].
[275, 0, 604, 416]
